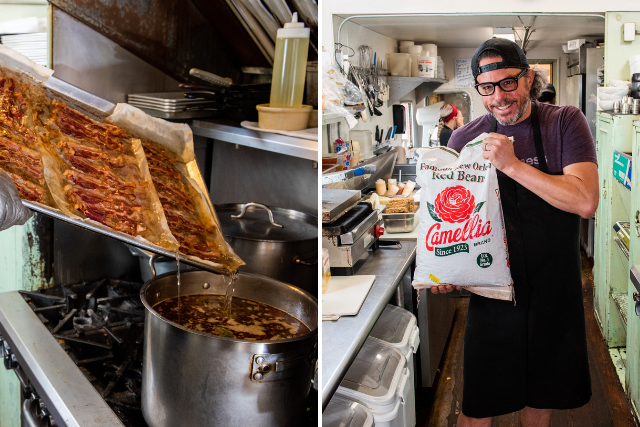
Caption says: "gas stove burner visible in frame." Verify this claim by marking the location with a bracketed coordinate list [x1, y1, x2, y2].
[19, 279, 148, 427]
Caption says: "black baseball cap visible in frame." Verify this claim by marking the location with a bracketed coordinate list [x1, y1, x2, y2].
[471, 38, 529, 80]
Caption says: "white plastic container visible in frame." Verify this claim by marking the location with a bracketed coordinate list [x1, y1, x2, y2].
[388, 53, 411, 77]
[420, 43, 437, 57]
[336, 339, 411, 427]
[417, 57, 436, 78]
[368, 305, 420, 427]
[437, 56, 445, 79]
[323, 395, 375, 427]
[407, 45, 422, 55]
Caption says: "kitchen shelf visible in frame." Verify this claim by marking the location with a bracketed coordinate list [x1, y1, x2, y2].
[322, 105, 366, 125]
[387, 77, 447, 104]
[191, 121, 318, 161]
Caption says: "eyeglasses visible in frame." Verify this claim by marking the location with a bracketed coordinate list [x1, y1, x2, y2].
[474, 69, 528, 96]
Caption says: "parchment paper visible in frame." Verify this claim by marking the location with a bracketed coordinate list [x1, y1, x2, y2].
[39, 112, 179, 252]
[106, 103, 244, 272]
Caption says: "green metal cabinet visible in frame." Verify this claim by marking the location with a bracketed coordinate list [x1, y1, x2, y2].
[594, 112, 639, 348]
[627, 120, 640, 420]
[595, 114, 640, 421]
[595, 113, 613, 333]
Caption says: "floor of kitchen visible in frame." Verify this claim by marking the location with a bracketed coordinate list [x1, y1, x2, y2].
[416, 252, 640, 427]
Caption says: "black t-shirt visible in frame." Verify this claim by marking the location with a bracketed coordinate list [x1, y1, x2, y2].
[439, 125, 454, 147]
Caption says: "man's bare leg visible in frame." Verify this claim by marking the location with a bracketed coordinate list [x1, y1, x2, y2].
[520, 406, 552, 427]
[457, 412, 492, 427]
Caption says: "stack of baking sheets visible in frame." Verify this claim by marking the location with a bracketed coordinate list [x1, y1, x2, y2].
[127, 92, 220, 119]
[0, 33, 47, 66]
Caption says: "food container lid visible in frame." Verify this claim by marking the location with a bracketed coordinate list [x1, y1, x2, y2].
[369, 304, 416, 347]
[215, 203, 317, 243]
[338, 339, 406, 403]
[323, 395, 375, 427]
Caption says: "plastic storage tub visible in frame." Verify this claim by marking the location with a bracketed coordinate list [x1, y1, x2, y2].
[323, 395, 375, 427]
[368, 305, 420, 427]
[336, 339, 411, 427]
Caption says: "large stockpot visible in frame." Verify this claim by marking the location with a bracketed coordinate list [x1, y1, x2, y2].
[215, 203, 318, 296]
[140, 270, 318, 427]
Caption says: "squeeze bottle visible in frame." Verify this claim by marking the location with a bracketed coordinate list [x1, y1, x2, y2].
[269, 13, 310, 108]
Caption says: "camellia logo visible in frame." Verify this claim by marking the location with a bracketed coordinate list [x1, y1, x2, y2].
[426, 186, 490, 253]
[434, 186, 475, 223]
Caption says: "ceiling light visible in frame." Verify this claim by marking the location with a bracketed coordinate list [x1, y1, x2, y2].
[493, 27, 515, 42]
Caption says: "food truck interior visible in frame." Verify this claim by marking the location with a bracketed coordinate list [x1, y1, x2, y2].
[322, 3, 640, 426]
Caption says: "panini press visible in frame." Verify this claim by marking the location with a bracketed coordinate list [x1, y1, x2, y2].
[322, 188, 396, 275]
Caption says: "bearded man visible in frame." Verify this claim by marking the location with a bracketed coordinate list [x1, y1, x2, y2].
[432, 38, 599, 427]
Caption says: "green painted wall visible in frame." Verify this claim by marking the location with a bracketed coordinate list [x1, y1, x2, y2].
[0, 214, 51, 427]
[605, 12, 640, 84]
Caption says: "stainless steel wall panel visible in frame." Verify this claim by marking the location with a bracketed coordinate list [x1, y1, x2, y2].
[208, 141, 318, 216]
[51, 9, 180, 104]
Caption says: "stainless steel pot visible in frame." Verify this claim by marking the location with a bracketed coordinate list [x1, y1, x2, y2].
[215, 203, 318, 296]
[125, 244, 196, 282]
[140, 270, 318, 427]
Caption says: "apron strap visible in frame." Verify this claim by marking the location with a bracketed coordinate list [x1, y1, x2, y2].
[489, 101, 548, 173]
[529, 101, 549, 173]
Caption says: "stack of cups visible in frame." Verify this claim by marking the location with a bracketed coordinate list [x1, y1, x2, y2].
[420, 43, 437, 57]
[632, 99, 640, 114]
[399, 41, 415, 53]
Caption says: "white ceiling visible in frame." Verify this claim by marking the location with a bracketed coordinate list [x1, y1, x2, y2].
[335, 14, 606, 50]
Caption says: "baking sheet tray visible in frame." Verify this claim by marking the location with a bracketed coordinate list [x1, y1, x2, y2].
[127, 92, 209, 104]
[128, 102, 219, 112]
[134, 107, 221, 120]
[24, 201, 229, 275]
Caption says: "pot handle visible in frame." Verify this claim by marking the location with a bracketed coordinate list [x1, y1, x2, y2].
[294, 254, 318, 266]
[148, 253, 161, 278]
[231, 203, 283, 228]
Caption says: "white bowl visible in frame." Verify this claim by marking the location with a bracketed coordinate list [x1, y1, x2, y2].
[599, 100, 617, 111]
[598, 93, 623, 101]
[609, 79, 632, 87]
[599, 86, 629, 96]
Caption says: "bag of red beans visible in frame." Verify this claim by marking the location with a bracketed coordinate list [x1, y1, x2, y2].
[412, 134, 513, 291]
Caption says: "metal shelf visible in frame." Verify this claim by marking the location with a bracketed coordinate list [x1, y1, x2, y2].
[387, 77, 448, 104]
[322, 106, 366, 126]
[322, 113, 345, 125]
[191, 121, 318, 161]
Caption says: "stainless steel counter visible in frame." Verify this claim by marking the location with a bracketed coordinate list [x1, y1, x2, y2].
[321, 242, 417, 409]
[191, 120, 318, 161]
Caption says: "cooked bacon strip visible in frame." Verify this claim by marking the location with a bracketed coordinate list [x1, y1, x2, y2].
[63, 182, 137, 207]
[0, 77, 35, 143]
[58, 138, 125, 169]
[63, 169, 135, 198]
[164, 209, 206, 234]
[50, 101, 129, 152]
[0, 136, 41, 162]
[64, 153, 136, 190]
[152, 178, 192, 207]
[0, 167, 46, 202]
[65, 188, 142, 221]
[147, 158, 181, 181]
[0, 150, 44, 181]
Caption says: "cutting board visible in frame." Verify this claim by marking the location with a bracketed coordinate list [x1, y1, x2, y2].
[322, 275, 376, 321]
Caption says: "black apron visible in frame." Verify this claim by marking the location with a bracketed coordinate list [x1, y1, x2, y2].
[461, 102, 592, 418]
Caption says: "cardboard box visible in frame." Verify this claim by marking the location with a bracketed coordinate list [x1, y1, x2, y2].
[613, 150, 632, 190]
[567, 38, 586, 50]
